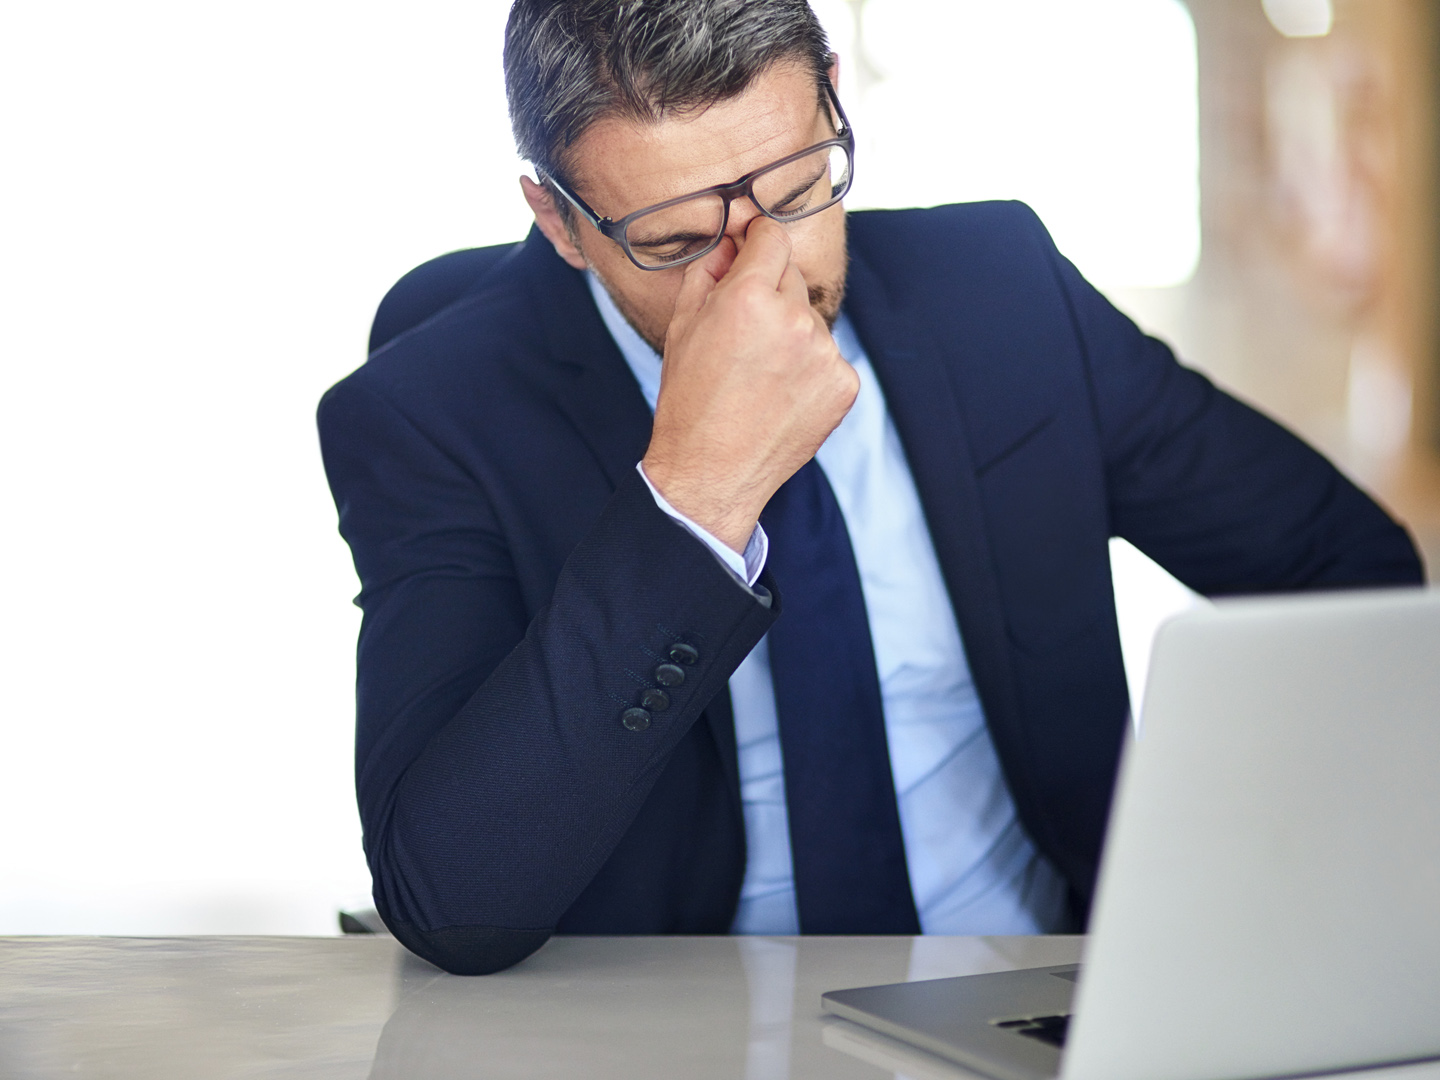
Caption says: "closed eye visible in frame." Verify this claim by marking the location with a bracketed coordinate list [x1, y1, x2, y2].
[767, 167, 828, 216]
[628, 229, 716, 252]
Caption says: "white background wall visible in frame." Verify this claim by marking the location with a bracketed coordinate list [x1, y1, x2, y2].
[0, 0, 1197, 934]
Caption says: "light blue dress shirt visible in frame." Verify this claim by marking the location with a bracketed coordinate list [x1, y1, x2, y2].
[587, 273, 1070, 936]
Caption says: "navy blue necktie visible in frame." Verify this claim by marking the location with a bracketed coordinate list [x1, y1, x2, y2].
[761, 458, 921, 934]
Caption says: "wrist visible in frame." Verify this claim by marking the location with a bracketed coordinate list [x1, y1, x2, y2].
[640, 455, 761, 553]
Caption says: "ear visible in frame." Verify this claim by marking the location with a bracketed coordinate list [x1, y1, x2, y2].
[520, 175, 589, 271]
[827, 52, 840, 90]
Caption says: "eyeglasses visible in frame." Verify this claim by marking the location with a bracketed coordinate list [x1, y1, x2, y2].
[540, 82, 854, 271]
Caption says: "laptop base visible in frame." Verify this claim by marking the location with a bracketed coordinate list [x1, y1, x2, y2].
[822, 964, 1079, 1080]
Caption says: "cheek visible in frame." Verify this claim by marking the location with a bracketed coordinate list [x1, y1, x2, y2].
[619, 271, 683, 327]
[586, 248, 685, 349]
[586, 241, 670, 309]
[791, 207, 848, 285]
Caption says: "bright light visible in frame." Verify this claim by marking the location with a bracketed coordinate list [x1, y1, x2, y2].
[1263, 0, 1335, 38]
[0, 0, 529, 935]
[1108, 540, 1201, 724]
[0, 0, 1203, 933]
[836, 0, 1200, 289]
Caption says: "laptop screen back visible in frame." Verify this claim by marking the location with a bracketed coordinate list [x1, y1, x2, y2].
[1063, 588, 1440, 1080]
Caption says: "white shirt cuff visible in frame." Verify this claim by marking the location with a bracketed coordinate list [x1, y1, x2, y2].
[636, 462, 768, 587]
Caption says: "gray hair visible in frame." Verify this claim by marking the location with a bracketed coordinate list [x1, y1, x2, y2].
[504, 0, 832, 190]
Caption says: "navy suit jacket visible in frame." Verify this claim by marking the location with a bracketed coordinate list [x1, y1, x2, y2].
[318, 203, 1423, 975]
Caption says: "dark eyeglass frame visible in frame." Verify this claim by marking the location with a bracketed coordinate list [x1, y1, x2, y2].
[538, 81, 854, 271]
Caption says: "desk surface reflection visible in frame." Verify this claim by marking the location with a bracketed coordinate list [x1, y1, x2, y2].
[1, 934, 1079, 1078]
[6, 934, 1437, 1080]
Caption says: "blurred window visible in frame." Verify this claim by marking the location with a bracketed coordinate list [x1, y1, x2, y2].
[824, 0, 1200, 288]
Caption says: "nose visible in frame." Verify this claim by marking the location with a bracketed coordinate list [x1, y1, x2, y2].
[724, 195, 767, 254]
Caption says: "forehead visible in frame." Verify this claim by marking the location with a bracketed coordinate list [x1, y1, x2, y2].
[566, 62, 824, 219]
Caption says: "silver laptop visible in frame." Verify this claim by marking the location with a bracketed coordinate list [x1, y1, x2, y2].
[823, 587, 1440, 1080]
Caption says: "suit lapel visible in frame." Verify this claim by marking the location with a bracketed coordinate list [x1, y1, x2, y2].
[842, 251, 1027, 787]
[512, 231, 655, 488]
[516, 230, 744, 802]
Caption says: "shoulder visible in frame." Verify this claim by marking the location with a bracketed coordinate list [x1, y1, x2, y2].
[844, 202, 1080, 349]
[368, 243, 521, 354]
[319, 230, 576, 434]
[847, 202, 1061, 296]
[848, 200, 1049, 245]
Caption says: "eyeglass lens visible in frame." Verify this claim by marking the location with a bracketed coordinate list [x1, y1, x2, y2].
[623, 144, 852, 268]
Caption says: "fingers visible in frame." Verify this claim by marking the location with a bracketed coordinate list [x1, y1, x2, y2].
[671, 237, 734, 330]
[777, 259, 810, 308]
[726, 217, 794, 290]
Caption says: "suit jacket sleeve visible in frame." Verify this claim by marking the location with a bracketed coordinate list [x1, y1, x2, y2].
[317, 377, 776, 975]
[1027, 211, 1425, 593]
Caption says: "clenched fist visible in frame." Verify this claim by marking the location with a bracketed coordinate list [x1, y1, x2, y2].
[641, 217, 859, 552]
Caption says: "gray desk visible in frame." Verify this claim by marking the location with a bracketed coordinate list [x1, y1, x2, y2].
[1, 935, 1085, 1078]
[6, 936, 1439, 1080]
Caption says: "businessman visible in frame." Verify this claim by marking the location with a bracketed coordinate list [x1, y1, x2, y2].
[318, 0, 1423, 975]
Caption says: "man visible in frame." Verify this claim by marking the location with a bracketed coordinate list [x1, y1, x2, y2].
[318, 0, 1423, 975]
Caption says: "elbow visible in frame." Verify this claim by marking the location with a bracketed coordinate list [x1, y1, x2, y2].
[386, 917, 554, 975]
[368, 845, 555, 974]
[364, 803, 556, 974]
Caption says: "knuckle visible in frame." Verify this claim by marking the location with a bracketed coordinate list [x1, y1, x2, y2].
[738, 287, 772, 320]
